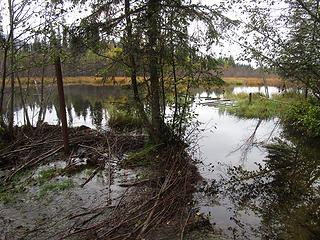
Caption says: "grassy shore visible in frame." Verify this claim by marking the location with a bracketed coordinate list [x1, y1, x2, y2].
[222, 91, 320, 138]
[222, 92, 301, 119]
[14, 76, 283, 87]
[222, 77, 282, 86]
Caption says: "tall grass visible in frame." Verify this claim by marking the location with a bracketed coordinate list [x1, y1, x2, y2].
[16, 76, 284, 87]
[223, 77, 283, 86]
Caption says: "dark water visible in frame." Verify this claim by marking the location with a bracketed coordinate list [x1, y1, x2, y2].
[12, 85, 320, 240]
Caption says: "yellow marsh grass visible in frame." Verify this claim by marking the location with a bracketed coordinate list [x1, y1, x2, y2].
[222, 77, 283, 86]
[13, 76, 283, 87]
[15, 76, 136, 86]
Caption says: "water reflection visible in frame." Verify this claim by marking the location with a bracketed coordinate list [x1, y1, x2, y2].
[195, 88, 320, 239]
[13, 85, 130, 129]
[194, 91, 281, 239]
[12, 85, 280, 130]
[220, 135, 320, 240]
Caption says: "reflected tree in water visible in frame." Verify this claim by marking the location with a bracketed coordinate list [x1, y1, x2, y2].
[221, 137, 320, 240]
[72, 98, 90, 120]
[67, 105, 73, 126]
[91, 101, 103, 129]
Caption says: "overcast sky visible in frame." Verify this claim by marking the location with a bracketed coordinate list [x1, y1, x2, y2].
[1, 0, 249, 63]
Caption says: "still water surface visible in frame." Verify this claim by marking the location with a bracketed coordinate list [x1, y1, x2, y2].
[12, 85, 319, 239]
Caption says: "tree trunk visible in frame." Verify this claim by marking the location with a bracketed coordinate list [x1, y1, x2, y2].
[260, 63, 269, 98]
[37, 62, 45, 126]
[8, 0, 15, 138]
[171, 48, 178, 125]
[0, 46, 9, 126]
[160, 58, 166, 121]
[124, 0, 152, 133]
[304, 86, 308, 100]
[17, 75, 31, 127]
[263, 75, 269, 98]
[146, 0, 162, 142]
[54, 55, 70, 154]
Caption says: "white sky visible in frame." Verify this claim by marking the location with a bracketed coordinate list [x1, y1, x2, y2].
[1, 0, 283, 65]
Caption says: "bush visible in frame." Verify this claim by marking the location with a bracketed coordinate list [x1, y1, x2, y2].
[283, 103, 320, 138]
[108, 104, 144, 131]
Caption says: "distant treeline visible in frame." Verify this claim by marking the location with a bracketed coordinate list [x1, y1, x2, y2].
[0, 40, 277, 80]
[221, 56, 278, 78]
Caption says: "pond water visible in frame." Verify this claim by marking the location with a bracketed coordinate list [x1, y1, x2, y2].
[9, 85, 320, 239]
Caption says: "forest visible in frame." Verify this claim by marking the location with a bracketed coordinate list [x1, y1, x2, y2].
[0, 0, 319, 239]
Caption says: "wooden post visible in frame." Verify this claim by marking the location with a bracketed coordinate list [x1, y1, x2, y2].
[304, 86, 308, 100]
[249, 93, 252, 104]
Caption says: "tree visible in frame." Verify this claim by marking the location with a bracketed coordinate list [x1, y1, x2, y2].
[46, 2, 71, 154]
[277, 0, 320, 100]
[54, 46, 70, 154]
[70, 0, 233, 143]
[232, 0, 320, 101]
[0, 0, 43, 134]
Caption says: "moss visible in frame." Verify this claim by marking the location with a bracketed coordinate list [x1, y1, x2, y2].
[85, 168, 95, 176]
[0, 191, 15, 203]
[36, 168, 65, 184]
[39, 179, 74, 196]
[0, 170, 33, 204]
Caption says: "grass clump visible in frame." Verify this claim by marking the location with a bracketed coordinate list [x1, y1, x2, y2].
[223, 90, 320, 138]
[223, 92, 283, 119]
[121, 144, 161, 168]
[39, 179, 74, 196]
[108, 104, 144, 131]
[222, 91, 305, 120]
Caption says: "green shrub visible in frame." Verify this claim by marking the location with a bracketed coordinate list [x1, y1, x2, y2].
[283, 103, 320, 138]
[108, 105, 144, 131]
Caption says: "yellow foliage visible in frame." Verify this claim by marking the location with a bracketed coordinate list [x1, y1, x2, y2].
[105, 47, 123, 57]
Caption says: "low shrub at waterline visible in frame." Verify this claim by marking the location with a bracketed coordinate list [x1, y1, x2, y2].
[283, 103, 320, 138]
[108, 105, 144, 131]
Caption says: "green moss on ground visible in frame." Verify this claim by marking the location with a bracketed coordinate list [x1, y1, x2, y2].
[39, 179, 74, 196]
[36, 168, 65, 184]
[0, 169, 33, 203]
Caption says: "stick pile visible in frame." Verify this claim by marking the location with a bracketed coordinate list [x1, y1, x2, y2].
[0, 124, 145, 181]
